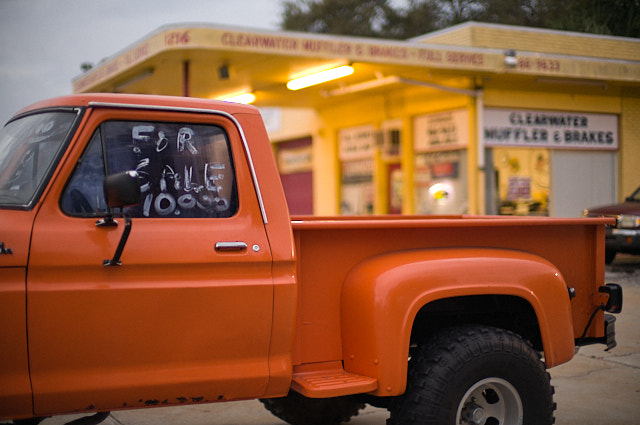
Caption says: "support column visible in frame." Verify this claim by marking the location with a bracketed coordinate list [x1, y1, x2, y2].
[182, 61, 190, 97]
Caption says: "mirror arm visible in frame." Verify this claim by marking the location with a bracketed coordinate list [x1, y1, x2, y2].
[95, 215, 118, 227]
[103, 214, 133, 266]
[100, 170, 141, 266]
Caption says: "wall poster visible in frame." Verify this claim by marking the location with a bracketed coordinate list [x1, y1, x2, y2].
[339, 125, 376, 215]
[414, 109, 469, 152]
[340, 159, 374, 215]
[413, 110, 469, 215]
[414, 150, 468, 215]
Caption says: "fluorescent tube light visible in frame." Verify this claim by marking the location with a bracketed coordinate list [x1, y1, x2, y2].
[218, 92, 256, 104]
[287, 65, 354, 91]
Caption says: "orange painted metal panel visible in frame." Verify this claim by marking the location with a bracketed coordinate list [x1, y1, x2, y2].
[291, 216, 611, 377]
[233, 112, 298, 397]
[0, 210, 34, 268]
[0, 210, 37, 420]
[0, 268, 32, 420]
[291, 361, 377, 398]
[26, 105, 277, 416]
[340, 248, 573, 396]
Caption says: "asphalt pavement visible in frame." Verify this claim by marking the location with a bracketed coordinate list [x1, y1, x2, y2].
[11, 256, 640, 425]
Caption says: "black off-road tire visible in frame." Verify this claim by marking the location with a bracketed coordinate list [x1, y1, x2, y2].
[388, 325, 556, 425]
[260, 391, 364, 425]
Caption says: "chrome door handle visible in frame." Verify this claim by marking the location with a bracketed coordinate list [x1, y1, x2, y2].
[215, 241, 248, 252]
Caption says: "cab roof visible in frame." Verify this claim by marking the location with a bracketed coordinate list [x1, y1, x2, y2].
[14, 93, 259, 118]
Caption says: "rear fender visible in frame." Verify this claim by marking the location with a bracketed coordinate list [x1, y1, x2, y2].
[340, 248, 573, 397]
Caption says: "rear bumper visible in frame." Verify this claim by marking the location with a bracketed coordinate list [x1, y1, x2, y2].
[574, 284, 622, 350]
[576, 313, 618, 351]
[606, 228, 640, 254]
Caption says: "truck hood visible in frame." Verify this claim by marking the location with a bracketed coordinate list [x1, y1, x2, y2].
[587, 201, 640, 216]
[0, 209, 34, 267]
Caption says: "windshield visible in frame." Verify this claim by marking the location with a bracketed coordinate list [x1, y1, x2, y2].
[0, 111, 78, 208]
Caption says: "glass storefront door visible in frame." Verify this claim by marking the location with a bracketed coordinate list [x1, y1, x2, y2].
[493, 148, 549, 216]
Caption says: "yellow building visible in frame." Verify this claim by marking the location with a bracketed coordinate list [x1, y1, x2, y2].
[73, 22, 640, 216]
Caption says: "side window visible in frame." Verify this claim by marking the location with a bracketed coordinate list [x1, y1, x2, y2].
[62, 120, 238, 218]
[61, 129, 108, 215]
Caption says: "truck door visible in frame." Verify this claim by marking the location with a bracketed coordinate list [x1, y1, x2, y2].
[27, 109, 274, 414]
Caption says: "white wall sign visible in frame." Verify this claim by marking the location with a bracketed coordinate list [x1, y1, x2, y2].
[484, 108, 618, 150]
[339, 125, 376, 160]
[414, 109, 469, 152]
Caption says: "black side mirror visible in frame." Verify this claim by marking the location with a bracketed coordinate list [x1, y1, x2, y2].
[99, 171, 140, 267]
[104, 171, 141, 208]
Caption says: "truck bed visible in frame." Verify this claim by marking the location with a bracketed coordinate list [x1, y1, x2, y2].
[290, 215, 610, 366]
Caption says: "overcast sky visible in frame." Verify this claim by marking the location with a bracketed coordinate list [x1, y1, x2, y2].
[0, 0, 289, 124]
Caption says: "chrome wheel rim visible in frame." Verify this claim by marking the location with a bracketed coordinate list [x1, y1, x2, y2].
[456, 377, 523, 425]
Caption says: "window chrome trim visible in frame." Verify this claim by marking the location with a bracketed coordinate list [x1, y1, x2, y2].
[87, 101, 268, 224]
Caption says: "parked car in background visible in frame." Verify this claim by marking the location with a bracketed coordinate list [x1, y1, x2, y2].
[585, 186, 640, 263]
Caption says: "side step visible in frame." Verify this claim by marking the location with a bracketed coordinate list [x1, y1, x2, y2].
[65, 412, 111, 425]
[12, 412, 110, 425]
[291, 362, 377, 398]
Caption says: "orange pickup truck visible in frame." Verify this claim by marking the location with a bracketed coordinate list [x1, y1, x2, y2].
[0, 94, 622, 425]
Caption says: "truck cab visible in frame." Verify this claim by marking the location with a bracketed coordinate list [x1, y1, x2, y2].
[0, 94, 297, 419]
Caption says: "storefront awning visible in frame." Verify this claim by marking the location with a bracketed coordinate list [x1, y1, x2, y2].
[73, 23, 640, 107]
